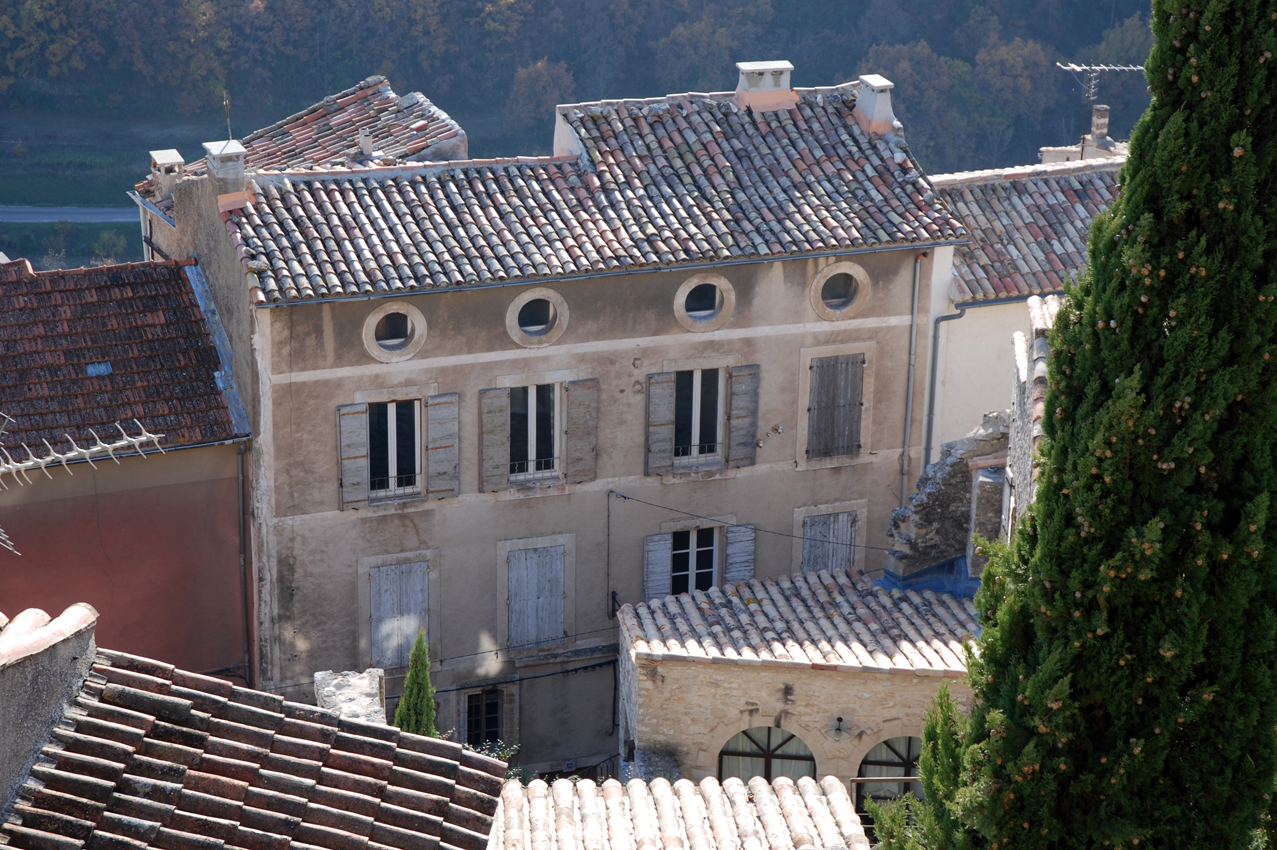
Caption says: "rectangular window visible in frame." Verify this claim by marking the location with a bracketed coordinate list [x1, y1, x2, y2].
[674, 369, 721, 465]
[369, 560, 428, 669]
[466, 689, 501, 747]
[807, 353, 865, 459]
[671, 528, 717, 594]
[510, 384, 558, 480]
[801, 511, 856, 573]
[507, 544, 566, 647]
[369, 401, 420, 498]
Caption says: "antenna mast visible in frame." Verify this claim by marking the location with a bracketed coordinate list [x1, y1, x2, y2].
[224, 91, 233, 141]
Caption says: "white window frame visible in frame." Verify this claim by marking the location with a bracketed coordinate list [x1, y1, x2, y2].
[368, 399, 422, 501]
[670, 526, 719, 594]
[673, 367, 725, 467]
[508, 382, 562, 482]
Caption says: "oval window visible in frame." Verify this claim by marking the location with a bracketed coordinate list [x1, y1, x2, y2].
[518, 298, 557, 336]
[374, 312, 413, 351]
[685, 283, 723, 321]
[821, 273, 860, 311]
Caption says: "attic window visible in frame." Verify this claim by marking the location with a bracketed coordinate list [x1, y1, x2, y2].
[821, 273, 859, 311]
[86, 362, 113, 377]
[685, 283, 722, 321]
[375, 312, 412, 351]
[517, 299, 557, 336]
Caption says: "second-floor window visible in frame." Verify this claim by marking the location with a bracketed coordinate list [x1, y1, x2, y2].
[510, 383, 557, 480]
[672, 527, 717, 593]
[369, 401, 419, 498]
[467, 689, 502, 747]
[674, 368, 721, 465]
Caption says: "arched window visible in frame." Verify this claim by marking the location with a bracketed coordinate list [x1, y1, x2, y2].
[855, 736, 923, 812]
[718, 727, 816, 782]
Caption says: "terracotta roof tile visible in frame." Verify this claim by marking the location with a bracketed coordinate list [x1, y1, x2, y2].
[0, 633, 504, 850]
[619, 568, 978, 677]
[931, 159, 1122, 302]
[0, 260, 243, 456]
[492, 776, 870, 850]
[227, 83, 964, 304]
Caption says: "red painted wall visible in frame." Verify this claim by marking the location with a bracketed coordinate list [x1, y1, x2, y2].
[0, 465, 247, 680]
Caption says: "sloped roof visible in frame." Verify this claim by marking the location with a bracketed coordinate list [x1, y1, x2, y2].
[0, 615, 505, 850]
[0, 259, 246, 455]
[224, 81, 965, 304]
[491, 775, 870, 850]
[618, 569, 977, 678]
[931, 159, 1122, 302]
[135, 77, 466, 209]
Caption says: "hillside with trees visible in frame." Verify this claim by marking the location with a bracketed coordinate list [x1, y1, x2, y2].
[0, 0, 1152, 208]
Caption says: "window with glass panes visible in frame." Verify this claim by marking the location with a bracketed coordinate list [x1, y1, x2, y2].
[369, 401, 419, 497]
[466, 689, 501, 747]
[673, 369, 721, 463]
[855, 737, 923, 814]
[672, 528, 716, 594]
[510, 384, 557, 478]
[718, 727, 815, 782]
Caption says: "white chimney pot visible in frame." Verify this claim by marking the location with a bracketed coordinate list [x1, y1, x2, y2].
[202, 140, 248, 195]
[854, 74, 898, 139]
[734, 60, 797, 112]
[150, 149, 185, 201]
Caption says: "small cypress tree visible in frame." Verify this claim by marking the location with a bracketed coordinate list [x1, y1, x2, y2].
[394, 631, 437, 737]
[921, 3, 1277, 848]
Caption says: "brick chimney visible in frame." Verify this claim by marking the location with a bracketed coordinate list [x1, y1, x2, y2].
[853, 74, 899, 139]
[202, 139, 248, 195]
[735, 60, 798, 112]
[149, 149, 185, 201]
[1090, 103, 1115, 150]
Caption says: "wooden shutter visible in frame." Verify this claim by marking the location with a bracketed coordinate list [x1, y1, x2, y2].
[807, 353, 865, 459]
[507, 545, 565, 647]
[564, 378, 600, 484]
[337, 403, 369, 510]
[645, 372, 676, 476]
[724, 524, 756, 585]
[479, 388, 511, 492]
[370, 560, 428, 668]
[643, 533, 673, 601]
[727, 364, 760, 468]
[426, 392, 460, 500]
[802, 512, 856, 573]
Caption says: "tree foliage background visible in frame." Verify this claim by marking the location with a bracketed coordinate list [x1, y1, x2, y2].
[0, 0, 1153, 172]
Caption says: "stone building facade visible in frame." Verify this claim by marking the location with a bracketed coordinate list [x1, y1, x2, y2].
[138, 66, 967, 773]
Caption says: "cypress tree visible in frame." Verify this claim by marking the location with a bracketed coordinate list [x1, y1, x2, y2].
[924, 3, 1277, 848]
[394, 631, 437, 737]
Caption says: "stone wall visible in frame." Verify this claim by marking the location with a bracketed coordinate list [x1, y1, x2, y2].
[621, 650, 971, 781]
[886, 411, 1008, 576]
[1006, 296, 1060, 534]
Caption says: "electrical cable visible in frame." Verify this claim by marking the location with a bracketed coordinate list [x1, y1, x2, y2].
[610, 490, 900, 554]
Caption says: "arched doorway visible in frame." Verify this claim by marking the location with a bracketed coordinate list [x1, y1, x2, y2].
[718, 727, 816, 781]
[855, 736, 923, 812]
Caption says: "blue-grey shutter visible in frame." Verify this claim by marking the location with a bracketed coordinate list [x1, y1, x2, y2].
[426, 392, 460, 500]
[479, 387, 510, 492]
[643, 533, 673, 601]
[337, 403, 369, 510]
[724, 524, 756, 585]
[727, 364, 760, 468]
[370, 560, 428, 668]
[807, 353, 865, 458]
[507, 545, 565, 647]
[802, 512, 856, 573]
[565, 378, 599, 484]
[645, 373, 676, 476]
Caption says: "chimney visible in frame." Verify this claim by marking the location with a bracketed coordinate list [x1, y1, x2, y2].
[202, 139, 248, 195]
[1090, 103, 1115, 149]
[359, 129, 373, 157]
[149, 149, 185, 201]
[734, 60, 798, 112]
[854, 74, 898, 139]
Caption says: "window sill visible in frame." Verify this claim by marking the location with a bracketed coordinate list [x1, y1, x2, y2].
[659, 466, 737, 484]
[368, 490, 424, 506]
[508, 470, 562, 485]
[794, 452, 872, 472]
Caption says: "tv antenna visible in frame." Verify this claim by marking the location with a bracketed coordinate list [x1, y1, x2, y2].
[223, 91, 233, 140]
[1056, 63, 1144, 104]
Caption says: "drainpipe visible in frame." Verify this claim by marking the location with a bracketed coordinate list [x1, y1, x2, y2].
[899, 253, 924, 508]
[923, 293, 1036, 470]
[238, 442, 253, 687]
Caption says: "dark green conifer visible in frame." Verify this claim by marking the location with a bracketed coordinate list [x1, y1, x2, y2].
[922, 3, 1277, 848]
[393, 631, 437, 737]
